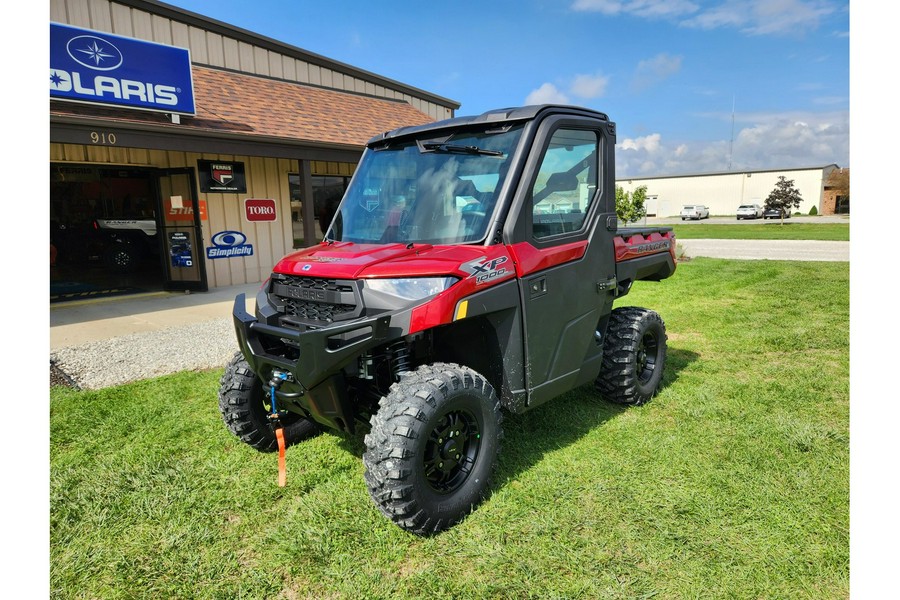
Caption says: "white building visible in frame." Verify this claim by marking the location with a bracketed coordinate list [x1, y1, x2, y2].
[616, 165, 840, 218]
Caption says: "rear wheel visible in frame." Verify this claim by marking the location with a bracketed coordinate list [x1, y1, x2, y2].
[595, 307, 667, 406]
[363, 363, 502, 536]
[218, 352, 319, 451]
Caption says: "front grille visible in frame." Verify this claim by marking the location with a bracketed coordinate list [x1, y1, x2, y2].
[269, 275, 359, 325]
[282, 299, 356, 322]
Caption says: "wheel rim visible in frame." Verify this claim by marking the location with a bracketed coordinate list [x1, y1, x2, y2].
[423, 408, 481, 494]
[111, 250, 131, 267]
[636, 330, 659, 384]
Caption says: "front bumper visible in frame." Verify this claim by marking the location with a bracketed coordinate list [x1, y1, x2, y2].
[232, 292, 394, 431]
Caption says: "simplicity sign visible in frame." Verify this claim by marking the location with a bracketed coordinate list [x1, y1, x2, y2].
[50, 22, 195, 115]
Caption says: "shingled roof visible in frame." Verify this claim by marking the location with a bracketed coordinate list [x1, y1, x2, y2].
[50, 65, 437, 149]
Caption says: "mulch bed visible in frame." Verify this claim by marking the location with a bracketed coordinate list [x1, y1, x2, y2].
[50, 361, 79, 389]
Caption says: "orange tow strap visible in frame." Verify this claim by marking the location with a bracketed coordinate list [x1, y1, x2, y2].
[275, 427, 287, 487]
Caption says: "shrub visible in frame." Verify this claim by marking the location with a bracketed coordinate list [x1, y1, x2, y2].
[809, 205, 818, 216]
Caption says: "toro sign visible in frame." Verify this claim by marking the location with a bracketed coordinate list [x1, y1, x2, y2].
[245, 198, 277, 222]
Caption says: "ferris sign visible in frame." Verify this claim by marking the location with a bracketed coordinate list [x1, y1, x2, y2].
[245, 198, 277, 222]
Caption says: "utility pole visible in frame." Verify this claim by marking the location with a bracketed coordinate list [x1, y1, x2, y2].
[727, 95, 735, 171]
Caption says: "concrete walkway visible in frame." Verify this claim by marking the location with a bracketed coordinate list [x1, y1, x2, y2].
[50, 282, 259, 351]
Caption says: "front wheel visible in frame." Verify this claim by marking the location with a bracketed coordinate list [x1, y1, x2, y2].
[363, 363, 502, 536]
[218, 352, 319, 451]
[595, 307, 667, 406]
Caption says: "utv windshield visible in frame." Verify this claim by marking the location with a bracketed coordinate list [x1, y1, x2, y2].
[327, 124, 525, 244]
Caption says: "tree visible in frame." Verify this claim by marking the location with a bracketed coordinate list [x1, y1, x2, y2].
[615, 185, 648, 223]
[764, 176, 803, 224]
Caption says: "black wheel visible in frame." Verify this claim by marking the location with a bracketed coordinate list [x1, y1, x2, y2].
[103, 244, 137, 271]
[595, 307, 667, 406]
[218, 352, 319, 452]
[363, 363, 502, 536]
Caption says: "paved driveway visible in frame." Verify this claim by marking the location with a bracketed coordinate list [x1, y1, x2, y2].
[646, 215, 850, 226]
[634, 215, 850, 261]
[677, 239, 849, 262]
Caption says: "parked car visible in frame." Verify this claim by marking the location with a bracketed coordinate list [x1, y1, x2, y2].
[680, 205, 710, 220]
[736, 204, 764, 220]
[93, 218, 159, 271]
[763, 207, 792, 220]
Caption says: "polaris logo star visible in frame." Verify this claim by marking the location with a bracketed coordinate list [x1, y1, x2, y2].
[67, 35, 123, 71]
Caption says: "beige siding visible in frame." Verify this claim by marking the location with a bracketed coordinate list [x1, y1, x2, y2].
[51, 142, 299, 289]
[151, 14, 172, 44]
[223, 37, 241, 70]
[131, 7, 154, 41]
[188, 26, 208, 64]
[109, 2, 132, 36]
[50, 0, 69, 22]
[87, 0, 112, 30]
[206, 32, 226, 68]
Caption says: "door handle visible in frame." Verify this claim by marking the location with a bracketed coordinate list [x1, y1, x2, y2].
[529, 276, 547, 299]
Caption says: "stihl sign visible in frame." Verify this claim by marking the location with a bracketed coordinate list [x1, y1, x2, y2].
[164, 198, 207, 222]
[245, 198, 277, 222]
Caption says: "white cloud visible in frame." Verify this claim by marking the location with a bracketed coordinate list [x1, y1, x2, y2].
[525, 72, 613, 106]
[573, 0, 837, 36]
[616, 110, 849, 177]
[631, 53, 683, 92]
[572, 0, 699, 18]
[525, 83, 570, 105]
[570, 73, 610, 99]
[621, 133, 662, 152]
[680, 0, 836, 36]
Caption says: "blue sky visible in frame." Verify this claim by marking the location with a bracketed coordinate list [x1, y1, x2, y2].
[164, 0, 850, 178]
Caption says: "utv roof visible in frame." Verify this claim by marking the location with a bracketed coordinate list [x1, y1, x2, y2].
[367, 104, 611, 146]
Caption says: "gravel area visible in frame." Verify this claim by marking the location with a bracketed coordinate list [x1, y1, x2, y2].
[50, 317, 238, 390]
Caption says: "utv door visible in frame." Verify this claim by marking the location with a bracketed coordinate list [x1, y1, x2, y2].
[506, 116, 618, 408]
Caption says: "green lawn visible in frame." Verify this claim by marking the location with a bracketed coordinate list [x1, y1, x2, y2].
[671, 222, 849, 241]
[50, 258, 849, 599]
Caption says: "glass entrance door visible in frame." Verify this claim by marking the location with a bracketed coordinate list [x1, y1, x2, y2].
[156, 168, 208, 292]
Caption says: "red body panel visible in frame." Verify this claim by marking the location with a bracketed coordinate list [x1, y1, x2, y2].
[507, 240, 589, 277]
[614, 231, 676, 263]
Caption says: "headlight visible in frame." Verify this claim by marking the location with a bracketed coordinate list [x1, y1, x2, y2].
[365, 277, 458, 301]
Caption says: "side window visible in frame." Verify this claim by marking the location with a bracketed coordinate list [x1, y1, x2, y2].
[530, 129, 599, 240]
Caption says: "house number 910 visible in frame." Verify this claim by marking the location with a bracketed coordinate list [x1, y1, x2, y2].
[90, 132, 117, 145]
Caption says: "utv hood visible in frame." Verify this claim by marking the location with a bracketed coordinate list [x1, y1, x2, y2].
[272, 242, 494, 280]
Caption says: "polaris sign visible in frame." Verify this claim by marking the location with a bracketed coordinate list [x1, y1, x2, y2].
[50, 23, 195, 115]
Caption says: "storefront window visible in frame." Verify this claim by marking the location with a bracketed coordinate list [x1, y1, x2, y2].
[288, 174, 351, 247]
[288, 173, 304, 246]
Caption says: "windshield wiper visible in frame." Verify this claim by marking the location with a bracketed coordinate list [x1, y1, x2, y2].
[418, 141, 504, 157]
